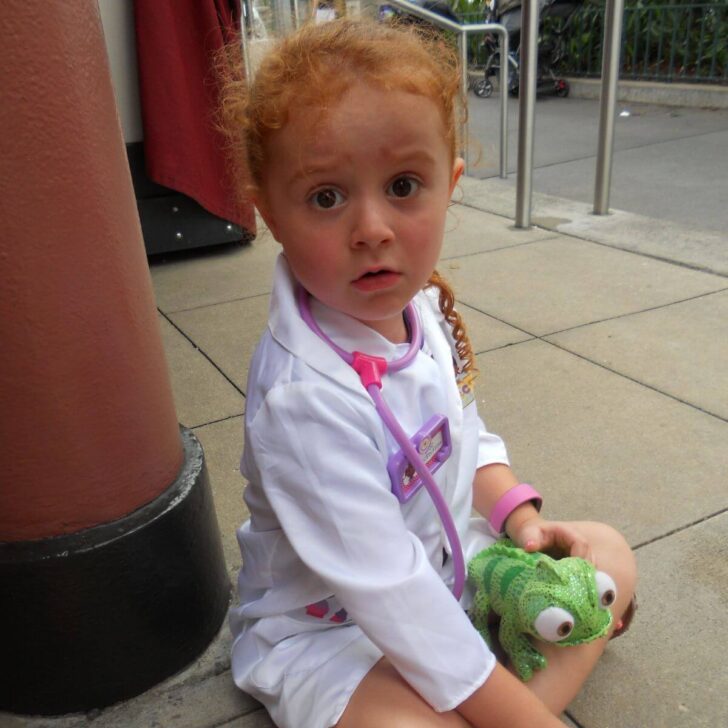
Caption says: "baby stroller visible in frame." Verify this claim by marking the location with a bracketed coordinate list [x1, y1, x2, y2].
[378, 0, 460, 29]
[472, 0, 583, 99]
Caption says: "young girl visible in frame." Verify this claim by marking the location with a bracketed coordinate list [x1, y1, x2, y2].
[222, 18, 637, 728]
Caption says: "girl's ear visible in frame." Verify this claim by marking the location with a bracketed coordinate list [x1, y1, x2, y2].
[449, 157, 465, 196]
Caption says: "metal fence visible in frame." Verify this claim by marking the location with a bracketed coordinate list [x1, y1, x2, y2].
[560, 2, 727, 84]
[463, 2, 727, 85]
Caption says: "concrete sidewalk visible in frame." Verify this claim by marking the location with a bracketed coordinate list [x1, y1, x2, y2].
[466, 95, 728, 237]
[4, 176, 727, 728]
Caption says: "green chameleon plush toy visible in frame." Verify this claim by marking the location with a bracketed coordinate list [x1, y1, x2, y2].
[467, 539, 617, 681]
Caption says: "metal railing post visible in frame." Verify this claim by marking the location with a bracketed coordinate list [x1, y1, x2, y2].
[272, 0, 295, 34]
[459, 32, 470, 168]
[515, 0, 540, 228]
[498, 34, 509, 179]
[594, 0, 625, 214]
[240, 0, 253, 85]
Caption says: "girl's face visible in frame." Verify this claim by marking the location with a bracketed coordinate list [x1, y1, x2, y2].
[256, 82, 464, 343]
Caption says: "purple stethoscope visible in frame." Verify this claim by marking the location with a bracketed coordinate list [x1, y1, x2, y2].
[297, 287, 466, 599]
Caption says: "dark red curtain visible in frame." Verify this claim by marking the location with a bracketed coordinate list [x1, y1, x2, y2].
[134, 0, 255, 233]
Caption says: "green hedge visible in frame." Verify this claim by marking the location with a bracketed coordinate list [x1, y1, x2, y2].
[461, 0, 727, 83]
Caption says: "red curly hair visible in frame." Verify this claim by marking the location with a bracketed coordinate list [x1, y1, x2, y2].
[218, 18, 476, 375]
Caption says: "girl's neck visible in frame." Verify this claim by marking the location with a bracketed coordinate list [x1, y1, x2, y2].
[306, 293, 411, 347]
[354, 312, 409, 345]
[356, 311, 411, 344]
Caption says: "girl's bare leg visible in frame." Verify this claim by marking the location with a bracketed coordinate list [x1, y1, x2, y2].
[336, 658, 471, 728]
[517, 521, 637, 714]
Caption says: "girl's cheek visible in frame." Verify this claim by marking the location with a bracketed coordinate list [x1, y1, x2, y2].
[410, 215, 443, 236]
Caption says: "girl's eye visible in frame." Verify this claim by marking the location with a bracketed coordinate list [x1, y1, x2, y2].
[387, 176, 420, 199]
[310, 188, 344, 209]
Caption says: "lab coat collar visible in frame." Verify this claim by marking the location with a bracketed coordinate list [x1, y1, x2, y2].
[268, 254, 431, 397]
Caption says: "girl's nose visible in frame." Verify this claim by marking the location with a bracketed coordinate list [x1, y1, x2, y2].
[350, 198, 394, 249]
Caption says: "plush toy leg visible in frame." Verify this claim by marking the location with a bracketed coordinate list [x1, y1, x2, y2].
[499, 617, 547, 682]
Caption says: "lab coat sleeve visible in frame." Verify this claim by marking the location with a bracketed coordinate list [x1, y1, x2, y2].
[476, 413, 510, 470]
[247, 381, 496, 712]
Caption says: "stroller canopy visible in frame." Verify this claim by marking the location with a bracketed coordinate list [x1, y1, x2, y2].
[380, 0, 460, 27]
[495, 0, 585, 34]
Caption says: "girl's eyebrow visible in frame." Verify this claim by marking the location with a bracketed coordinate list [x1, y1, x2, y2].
[289, 162, 337, 185]
[390, 149, 438, 165]
[290, 149, 438, 185]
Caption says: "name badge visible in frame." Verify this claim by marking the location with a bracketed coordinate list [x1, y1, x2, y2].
[387, 415, 452, 503]
[456, 368, 476, 407]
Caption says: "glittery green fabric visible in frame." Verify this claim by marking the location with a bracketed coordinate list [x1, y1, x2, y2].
[467, 539, 613, 681]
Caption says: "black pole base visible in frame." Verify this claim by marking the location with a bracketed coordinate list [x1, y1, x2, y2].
[0, 428, 231, 716]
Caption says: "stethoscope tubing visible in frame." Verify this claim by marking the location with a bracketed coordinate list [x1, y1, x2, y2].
[297, 286, 423, 371]
[366, 383, 466, 599]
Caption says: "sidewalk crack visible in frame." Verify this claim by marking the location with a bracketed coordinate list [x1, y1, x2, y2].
[159, 310, 247, 399]
[633, 508, 728, 551]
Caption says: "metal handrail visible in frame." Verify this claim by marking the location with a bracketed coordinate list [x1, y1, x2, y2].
[385, 0, 509, 178]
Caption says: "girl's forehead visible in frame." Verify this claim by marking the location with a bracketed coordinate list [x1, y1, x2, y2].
[261, 91, 453, 192]
[278, 83, 447, 146]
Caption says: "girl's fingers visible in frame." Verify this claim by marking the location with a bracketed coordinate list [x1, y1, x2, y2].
[566, 533, 596, 564]
[546, 524, 592, 561]
[516, 522, 597, 564]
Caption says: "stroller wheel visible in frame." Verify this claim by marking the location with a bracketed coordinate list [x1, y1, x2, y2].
[473, 79, 493, 99]
[555, 79, 570, 98]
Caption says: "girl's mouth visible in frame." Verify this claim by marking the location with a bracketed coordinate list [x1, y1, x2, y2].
[352, 269, 401, 292]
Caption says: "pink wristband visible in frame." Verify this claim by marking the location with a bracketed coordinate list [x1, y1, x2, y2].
[489, 483, 543, 534]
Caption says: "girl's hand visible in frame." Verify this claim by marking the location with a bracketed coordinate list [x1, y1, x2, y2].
[507, 511, 595, 564]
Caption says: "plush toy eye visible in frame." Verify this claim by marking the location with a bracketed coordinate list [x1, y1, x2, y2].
[534, 607, 575, 642]
[595, 571, 618, 608]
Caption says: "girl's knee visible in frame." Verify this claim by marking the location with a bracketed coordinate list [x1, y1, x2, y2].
[578, 520, 637, 618]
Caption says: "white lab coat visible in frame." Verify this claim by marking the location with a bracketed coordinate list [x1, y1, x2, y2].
[230, 255, 510, 727]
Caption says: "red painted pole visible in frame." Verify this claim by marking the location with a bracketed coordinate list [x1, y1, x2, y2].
[0, 1, 229, 715]
[0, 0, 183, 542]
